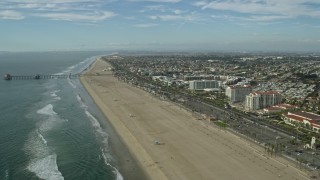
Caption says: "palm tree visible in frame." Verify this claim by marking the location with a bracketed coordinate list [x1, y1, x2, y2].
[264, 144, 267, 153]
[271, 144, 275, 157]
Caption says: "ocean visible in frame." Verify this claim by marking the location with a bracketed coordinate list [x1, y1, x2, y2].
[0, 52, 130, 180]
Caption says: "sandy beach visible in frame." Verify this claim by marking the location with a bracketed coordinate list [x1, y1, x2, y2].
[80, 57, 310, 180]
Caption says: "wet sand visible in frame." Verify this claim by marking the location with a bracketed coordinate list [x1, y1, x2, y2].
[80, 57, 310, 180]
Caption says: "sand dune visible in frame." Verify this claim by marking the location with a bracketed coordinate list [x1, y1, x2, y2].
[80, 57, 309, 180]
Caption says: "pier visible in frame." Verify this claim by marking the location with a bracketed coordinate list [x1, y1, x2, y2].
[4, 73, 80, 80]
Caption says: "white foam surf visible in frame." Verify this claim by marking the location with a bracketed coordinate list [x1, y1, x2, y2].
[50, 90, 61, 101]
[27, 104, 65, 179]
[76, 94, 87, 108]
[85, 111, 102, 129]
[26, 130, 64, 180]
[101, 149, 124, 180]
[37, 130, 47, 146]
[83, 108, 123, 179]
[68, 79, 76, 89]
[28, 154, 64, 180]
[50, 90, 60, 96]
[37, 104, 57, 116]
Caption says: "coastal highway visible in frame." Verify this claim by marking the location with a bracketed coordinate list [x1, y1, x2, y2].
[169, 94, 320, 171]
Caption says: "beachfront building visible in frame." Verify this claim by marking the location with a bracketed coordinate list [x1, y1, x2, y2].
[189, 80, 220, 90]
[245, 91, 282, 111]
[263, 103, 297, 114]
[184, 75, 221, 81]
[282, 111, 320, 133]
[225, 85, 252, 103]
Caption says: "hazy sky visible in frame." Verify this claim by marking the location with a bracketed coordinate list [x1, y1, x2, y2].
[1, 0, 320, 52]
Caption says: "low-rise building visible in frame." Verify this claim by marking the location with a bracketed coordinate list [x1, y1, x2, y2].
[282, 111, 320, 133]
[263, 103, 297, 114]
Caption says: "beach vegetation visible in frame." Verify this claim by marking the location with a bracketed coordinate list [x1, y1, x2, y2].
[214, 120, 228, 128]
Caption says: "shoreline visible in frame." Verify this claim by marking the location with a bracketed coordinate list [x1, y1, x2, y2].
[79, 57, 149, 180]
[80, 56, 310, 180]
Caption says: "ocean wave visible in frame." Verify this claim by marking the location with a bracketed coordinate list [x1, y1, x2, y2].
[84, 110, 123, 179]
[84, 110, 110, 142]
[37, 130, 48, 146]
[68, 79, 76, 89]
[101, 149, 123, 180]
[50, 90, 60, 97]
[25, 130, 64, 180]
[50, 90, 61, 101]
[67, 65, 76, 70]
[53, 55, 104, 77]
[37, 104, 57, 116]
[84, 111, 101, 129]
[27, 154, 64, 180]
[54, 97, 61, 101]
[36, 104, 66, 132]
[76, 94, 87, 108]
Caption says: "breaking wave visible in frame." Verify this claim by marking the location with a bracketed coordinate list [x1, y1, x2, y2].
[37, 104, 57, 116]
[25, 104, 64, 180]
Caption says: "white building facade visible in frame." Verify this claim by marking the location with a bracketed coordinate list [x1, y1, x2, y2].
[189, 80, 220, 90]
[245, 91, 282, 110]
[282, 111, 320, 133]
[225, 85, 252, 103]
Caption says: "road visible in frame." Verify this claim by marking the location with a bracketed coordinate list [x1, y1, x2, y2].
[176, 95, 320, 172]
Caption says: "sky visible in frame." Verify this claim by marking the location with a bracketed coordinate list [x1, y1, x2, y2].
[0, 0, 320, 52]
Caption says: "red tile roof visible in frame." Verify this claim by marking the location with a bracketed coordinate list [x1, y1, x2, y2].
[290, 111, 320, 121]
[276, 104, 296, 109]
[284, 114, 304, 122]
[264, 107, 282, 111]
[312, 123, 320, 128]
[284, 111, 320, 128]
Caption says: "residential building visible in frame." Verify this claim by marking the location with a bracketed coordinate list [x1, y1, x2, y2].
[189, 80, 220, 90]
[225, 85, 252, 103]
[184, 75, 221, 81]
[282, 111, 320, 133]
[245, 91, 282, 110]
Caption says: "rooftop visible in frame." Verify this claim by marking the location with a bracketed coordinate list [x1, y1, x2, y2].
[251, 91, 280, 95]
[289, 111, 320, 121]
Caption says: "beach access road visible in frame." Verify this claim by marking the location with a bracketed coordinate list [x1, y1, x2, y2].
[80, 57, 309, 180]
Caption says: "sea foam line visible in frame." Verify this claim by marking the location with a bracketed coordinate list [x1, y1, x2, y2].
[37, 130, 47, 146]
[68, 79, 76, 89]
[77, 93, 123, 179]
[85, 110, 123, 180]
[101, 149, 124, 180]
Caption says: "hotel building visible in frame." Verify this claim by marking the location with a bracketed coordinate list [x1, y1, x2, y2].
[189, 80, 220, 90]
[245, 91, 282, 110]
[225, 85, 252, 103]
